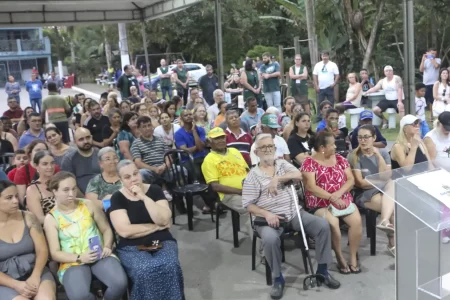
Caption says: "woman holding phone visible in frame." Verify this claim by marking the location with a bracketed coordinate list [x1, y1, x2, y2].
[109, 160, 184, 300]
[43, 171, 127, 300]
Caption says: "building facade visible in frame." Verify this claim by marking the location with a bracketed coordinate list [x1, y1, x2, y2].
[0, 27, 52, 87]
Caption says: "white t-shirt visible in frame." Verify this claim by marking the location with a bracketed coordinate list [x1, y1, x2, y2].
[338, 115, 347, 129]
[207, 103, 220, 122]
[250, 135, 290, 165]
[154, 124, 181, 147]
[425, 129, 450, 158]
[415, 96, 426, 121]
[312, 61, 339, 89]
[423, 58, 442, 86]
[381, 75, 404, 101]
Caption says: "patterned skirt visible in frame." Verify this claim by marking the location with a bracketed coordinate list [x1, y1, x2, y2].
[117, 240, 184, 300]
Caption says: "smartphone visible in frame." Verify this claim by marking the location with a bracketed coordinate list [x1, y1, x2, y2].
[427, 54, 434, 59]
[88, 236, 102, 260]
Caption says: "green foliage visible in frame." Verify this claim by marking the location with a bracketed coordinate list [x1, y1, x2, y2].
[246, 45, 278, 59]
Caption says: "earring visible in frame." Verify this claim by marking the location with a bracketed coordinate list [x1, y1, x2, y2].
[322, 151, 325, 154]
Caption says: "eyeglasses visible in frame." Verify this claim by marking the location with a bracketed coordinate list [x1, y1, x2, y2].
[357, 135, 373, 141]
[410, 120, 421, 127]
[257, 145, 276, 152]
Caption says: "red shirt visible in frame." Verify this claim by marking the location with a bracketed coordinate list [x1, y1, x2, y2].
[225, 128, 253, 167]
[3, 109, 23, 120]
[7, 167, 17, 181]
[300, 154, 353, 209]
[13, 163, 60, 186]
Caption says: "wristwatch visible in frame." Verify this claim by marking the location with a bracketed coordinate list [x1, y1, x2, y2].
[76, 255, 81, 263]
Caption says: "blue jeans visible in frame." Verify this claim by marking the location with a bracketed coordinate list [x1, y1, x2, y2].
[316, 87, 335, 122]
[264, 91, 281, 111]
[30, 98, 42, 113]
[161, 86, 173, 101]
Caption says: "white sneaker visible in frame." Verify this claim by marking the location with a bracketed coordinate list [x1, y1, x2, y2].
[163, 190, 173, 201]
[442, 236, 450, 244]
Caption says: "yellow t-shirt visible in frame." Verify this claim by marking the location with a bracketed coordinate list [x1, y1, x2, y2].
[202, 148, 248, 200]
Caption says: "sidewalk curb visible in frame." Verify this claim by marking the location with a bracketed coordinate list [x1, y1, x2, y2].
[71, 86, 101, 100]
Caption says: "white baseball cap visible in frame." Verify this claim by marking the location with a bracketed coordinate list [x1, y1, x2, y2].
[400, 114, 419, 128]
[384, 65, 394, 71]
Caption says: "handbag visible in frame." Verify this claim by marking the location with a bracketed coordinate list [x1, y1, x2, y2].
[328, 202, 356, 217]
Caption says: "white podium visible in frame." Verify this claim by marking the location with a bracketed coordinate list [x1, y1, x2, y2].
[366, 161, 450, 300]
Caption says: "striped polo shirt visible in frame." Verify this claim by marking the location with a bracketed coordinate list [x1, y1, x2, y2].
[242, 159, 300, 221]
[225, 128, 253, 166]
[130, 135, 167, 167]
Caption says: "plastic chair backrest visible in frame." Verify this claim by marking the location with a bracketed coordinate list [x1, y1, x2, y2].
[163, 149, 198, 187]
[0, 153, 14, 172]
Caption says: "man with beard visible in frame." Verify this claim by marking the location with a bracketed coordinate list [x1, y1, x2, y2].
[259, 53, 281, 110]
[202, 127, 252, 234]
[242, 134, 340, 299]
[198, 65, 219, 106]
[61, 128, 101, 194]
[84, 100, 110, 148]
[3, 97, 23, 124]
[18, 112, 45, 149]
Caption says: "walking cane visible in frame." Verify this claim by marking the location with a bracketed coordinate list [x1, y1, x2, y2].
[289, 184, 325, 290]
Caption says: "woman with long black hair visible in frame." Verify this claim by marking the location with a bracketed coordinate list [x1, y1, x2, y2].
[287, 112, 315, 167]
[240, 59, 262, 107]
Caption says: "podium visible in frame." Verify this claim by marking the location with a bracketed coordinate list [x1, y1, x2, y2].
[366, 161, 450, 300]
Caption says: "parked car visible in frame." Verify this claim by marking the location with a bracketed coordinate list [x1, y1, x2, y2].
[169, 63, 206, 87]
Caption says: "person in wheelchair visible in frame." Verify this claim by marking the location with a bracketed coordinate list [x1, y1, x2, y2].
[242, 134, 340, 300]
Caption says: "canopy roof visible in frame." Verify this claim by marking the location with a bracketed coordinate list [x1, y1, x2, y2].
[0, 0, 202, 27]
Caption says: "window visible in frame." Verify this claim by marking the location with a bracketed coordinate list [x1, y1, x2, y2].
[186, 65, 200, 71]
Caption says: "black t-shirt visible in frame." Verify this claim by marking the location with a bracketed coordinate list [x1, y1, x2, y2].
[287, 133, 311, 162]
[128, 96, 140, 104]
[84, 116, 111, 143]
[109, 184, 174, 247]
[102, 126, 114, 146]
[75, 113, 82, 125]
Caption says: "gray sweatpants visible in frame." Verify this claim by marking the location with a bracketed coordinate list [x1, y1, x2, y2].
[255, 210, 333, 279]
[62, 256, 128, 300]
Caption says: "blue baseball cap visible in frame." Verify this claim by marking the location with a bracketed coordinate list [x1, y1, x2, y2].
[360, 110, 373, 120]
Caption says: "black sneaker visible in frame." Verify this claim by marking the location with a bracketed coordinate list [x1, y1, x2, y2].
[270, 280, 285, 299]
[318, 273, 341, 289]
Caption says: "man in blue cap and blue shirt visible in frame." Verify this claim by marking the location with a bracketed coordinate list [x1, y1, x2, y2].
[351, 110, 387, 149]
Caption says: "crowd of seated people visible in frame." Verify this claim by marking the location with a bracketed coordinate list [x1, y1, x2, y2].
[3, 67, 449, 300]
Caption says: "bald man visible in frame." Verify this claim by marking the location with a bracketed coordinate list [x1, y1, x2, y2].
[61, 128, 102, 194]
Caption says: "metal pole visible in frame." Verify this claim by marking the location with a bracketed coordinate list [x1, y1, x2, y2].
[402, 0, 409, 114]
[294, 36, 300, 55]
[118, 23, 130, 70]
[214, 0, 224, 89]
[278, 45, 284, 84]
[140, 22, 151, 77]
[406, 0, 415, 115]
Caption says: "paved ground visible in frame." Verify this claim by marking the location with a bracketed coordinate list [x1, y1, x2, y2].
[0, 86, 396, 300]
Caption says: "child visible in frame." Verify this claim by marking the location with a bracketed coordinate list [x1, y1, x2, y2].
[335, 103, 349, 138]
[7, 149, 29, 181]
[415, 83, 430, 138]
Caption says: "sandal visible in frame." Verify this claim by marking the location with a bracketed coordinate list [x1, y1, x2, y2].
[376, 220, 395, 234]
[337, 262, 351, 275]
[349, 265, 362, 274]
[387, 245, 395, 257]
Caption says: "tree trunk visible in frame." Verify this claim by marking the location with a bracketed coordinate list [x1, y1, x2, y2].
[362, 0, 386, 69]
[103, 26, 112, 70]
[394, 32, 404, 64]
[70, 41, 76, 64]
[304, 0, 317, 67]
[431, 9, 437, 48]
[343, 0, 355, 68]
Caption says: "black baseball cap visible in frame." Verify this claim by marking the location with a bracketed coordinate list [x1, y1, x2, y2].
[439, 112, 450, 131]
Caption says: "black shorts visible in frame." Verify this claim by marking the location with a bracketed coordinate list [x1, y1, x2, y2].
[376, 99, 399, 113]
[425, 84, 434, 105]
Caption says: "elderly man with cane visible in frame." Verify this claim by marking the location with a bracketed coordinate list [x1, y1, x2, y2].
[242, 133, 340, 299]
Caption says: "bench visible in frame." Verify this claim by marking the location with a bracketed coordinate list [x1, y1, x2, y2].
[346, 107, 365, 129]
[386, 108, 397, 129]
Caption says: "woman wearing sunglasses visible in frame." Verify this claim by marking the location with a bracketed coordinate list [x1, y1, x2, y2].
[390, 115, 431, 170]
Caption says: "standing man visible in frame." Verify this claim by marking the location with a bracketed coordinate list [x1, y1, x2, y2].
[26, 73, 43, 113]
[259, 52, 281, 110]
[157, 59, 173, 100]
[41, 82, 72, 143]
[419, 47, 441, 122]
[5, 75, 21, 104]
[84, 101, 111, 148]
[198, 65, 219, 106]
[46, 71, 63, 94]
[313, 50, 340, 122]
[289, 54, 310, 114]
[18, 113, 45, 149]
[172, 59, 190, 106]
[116, 65, 139, 99]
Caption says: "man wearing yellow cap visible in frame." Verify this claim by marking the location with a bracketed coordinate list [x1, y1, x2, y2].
[202, 127, 249, 215]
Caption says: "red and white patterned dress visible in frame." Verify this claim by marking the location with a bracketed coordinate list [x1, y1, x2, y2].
[300, 154, 353, 209]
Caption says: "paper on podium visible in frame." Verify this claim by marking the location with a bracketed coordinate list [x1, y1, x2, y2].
[407, 169, 450, 209]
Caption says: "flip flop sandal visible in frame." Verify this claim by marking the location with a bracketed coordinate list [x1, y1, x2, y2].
[376, 220, 395, 234]
[337, 262, 351, 275]
[349, 265, 362, 274]
[387, 245, 395, 257]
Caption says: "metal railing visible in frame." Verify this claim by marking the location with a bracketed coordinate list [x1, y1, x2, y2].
[0, 40, 18, 53]
[0, 39, 49, 54]
[21, 39, 45, 51]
